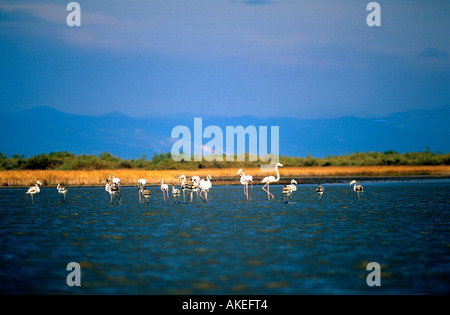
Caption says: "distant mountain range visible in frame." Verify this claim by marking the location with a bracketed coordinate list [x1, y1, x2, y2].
[1, 106, 448, 159]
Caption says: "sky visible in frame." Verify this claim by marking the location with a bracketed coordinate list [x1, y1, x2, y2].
[0, 0, 449, 119]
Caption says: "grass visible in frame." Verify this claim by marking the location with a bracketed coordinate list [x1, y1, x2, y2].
[1, 165, 449, 187]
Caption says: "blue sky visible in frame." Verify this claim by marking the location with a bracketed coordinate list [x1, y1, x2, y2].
[0, 0, 449, 119]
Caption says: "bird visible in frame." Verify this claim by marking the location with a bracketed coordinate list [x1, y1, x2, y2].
[159, 179, 169, 202]
[137, 178, 147, 203]
[261, 162, 283, 200]
[172, 185, 181, 204]
[141, 186, 152, 204]
[109, 174, 120, 187]
[56, 183, 68, 203]
[237, 169, 253, 201]
[199, 175, 212, 202]
[26, 180, 42, 204]
[282, 186, 291, 202]
[179, 175, 189, 203]
[350, 180, 364, 199]
[103, 178, 121, 204]
[187, 176, 201, 202]
[316, 182, 324, 201]
[282, 179, 297, 202]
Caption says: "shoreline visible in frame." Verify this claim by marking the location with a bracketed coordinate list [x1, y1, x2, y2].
[1, 166, 449, 187]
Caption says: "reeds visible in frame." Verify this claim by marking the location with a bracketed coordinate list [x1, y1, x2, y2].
[1, 165, 449, 187]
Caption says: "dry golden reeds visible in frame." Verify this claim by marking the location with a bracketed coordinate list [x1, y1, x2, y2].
[0, 165, 449, 187]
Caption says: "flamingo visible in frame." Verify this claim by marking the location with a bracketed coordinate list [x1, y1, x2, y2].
[172, 185, 181, 204]
[237, 169, 253, 201]
[282, 179, 297, 202]
[261, 162, 283, 200]
[103, 178, 121, 204]
[137, 178, 147, 203]
[26, 180, 42, 204]
[316, 182, 324, 201]
[159, 179, 169, 202]
[199, 175, 212, 202]
[282, 185, 292, 202]
[179, 175, 189, 203]
[109, 174, 120, 187]
[187, 176, 200, 202]
[350, 180, 364, 199]
[56, 183, 68, 203]
[141, 186, 152, 204]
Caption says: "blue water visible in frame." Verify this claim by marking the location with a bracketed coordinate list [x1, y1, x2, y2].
[0, 180, 449, 294]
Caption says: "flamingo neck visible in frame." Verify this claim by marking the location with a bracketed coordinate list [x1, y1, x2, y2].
[275, 164, 280, 181]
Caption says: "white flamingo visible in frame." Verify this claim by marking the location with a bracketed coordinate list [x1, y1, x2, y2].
[172, 185, 181, 204]
[282, 179, 297, 202]
[199, 175, 212, 202]
[103, 178, 121, 204]
[137, 178, 147, 203]
[261, 162, 283, 200]
[26, 180, 42, 204]
[179, 175, 189, 203]
[350, 180, 364, 199]
[316, 182, 324, 201]
[159, 179, 169, 202]
[237, 169, 253, 201]
[56, 183, 68, 203]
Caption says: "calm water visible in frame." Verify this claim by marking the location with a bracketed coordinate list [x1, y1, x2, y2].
[0, 180, 449, 294]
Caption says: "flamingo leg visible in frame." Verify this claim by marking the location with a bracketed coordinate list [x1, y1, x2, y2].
[31, 194, 34, 204]
[262, 183, 274, 200]
[199, 190, 205, 201]
[249, 182, 253, 200]
[262, 183, 269, 199]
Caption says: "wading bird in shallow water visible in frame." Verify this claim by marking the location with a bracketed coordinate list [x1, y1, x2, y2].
[349, 180, 364, 199]
[261, 162, 283, 200]
[57, 183, 68, 203]
[137, 179, 147, 203]
[109, 174, 120, 187]
[237, 169, 253, 201]
[103, 178, 121, 205]
[141, 186, 152, 204]
[26, 180, 42, 204]
[159, 179, 169, 202]
[282, 179, 297, 202]
[316, 182, 324, 201]
[172, 185, 181, 204]
[184, 176, 200, 202]
[178, 175, 188, 203]
[199, 175, 212, 202]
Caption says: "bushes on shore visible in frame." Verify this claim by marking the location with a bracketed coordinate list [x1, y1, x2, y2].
[0, 149, 448, 171]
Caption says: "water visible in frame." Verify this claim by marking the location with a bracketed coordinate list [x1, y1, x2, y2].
[0, 180, 449, 294]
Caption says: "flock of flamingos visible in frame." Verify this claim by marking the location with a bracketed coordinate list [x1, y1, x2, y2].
[24, 162, 365, 204]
